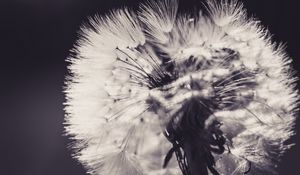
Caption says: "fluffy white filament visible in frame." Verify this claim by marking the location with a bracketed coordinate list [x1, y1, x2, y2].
[64, 0, 299, 174]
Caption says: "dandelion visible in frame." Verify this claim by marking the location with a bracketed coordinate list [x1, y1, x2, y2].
[64, 0, 299, 174]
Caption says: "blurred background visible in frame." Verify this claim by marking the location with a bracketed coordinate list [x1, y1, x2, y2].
[1, 0, 299, 174]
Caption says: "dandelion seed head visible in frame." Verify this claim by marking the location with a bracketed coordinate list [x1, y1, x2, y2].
[64, 0, 299, 174]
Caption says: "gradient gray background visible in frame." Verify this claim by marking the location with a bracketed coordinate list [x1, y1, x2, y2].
[1, 0, 299, 174]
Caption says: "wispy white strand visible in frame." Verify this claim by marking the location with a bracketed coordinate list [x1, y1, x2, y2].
[138, 0, 178, 44]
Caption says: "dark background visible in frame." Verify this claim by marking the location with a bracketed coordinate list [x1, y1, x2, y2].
[1, 0, 299, 174]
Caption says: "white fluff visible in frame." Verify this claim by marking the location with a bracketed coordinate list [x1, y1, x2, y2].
[64, 0, 299, 174]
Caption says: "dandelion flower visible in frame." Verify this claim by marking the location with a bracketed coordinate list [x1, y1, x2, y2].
[64, 0, 299, 174]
